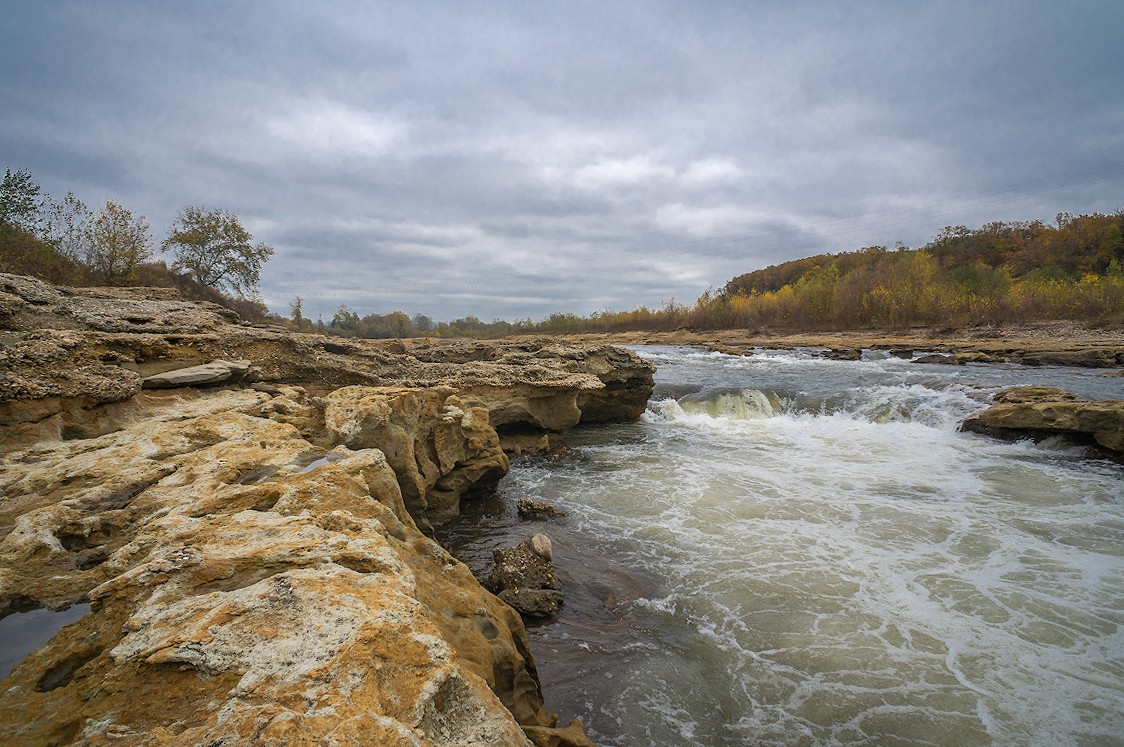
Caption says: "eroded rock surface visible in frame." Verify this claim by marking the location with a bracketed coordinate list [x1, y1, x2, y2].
[517, 497, 566, 521]
[962, 385, 1124, 455]
[0, 273, 654, 456]
[487, 535, 564, 620]
[0, 385, 595, 746]
[0, 275, 633, 747]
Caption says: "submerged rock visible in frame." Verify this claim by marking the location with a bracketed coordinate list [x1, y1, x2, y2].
[962, 385, 1124, 455]
[518, 497, 567, 521]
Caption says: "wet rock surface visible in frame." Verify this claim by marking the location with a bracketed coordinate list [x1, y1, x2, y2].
[962, 385, 1124, 456]
[0, 274, 638, 747]
[487, 535, 564, 621]
[518, 497, 567, 520]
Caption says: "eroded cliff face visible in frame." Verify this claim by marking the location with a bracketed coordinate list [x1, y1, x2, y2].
[0, 274, 652, 747]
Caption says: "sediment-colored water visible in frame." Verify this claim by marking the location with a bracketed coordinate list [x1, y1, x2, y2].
[441, 347, 1124, 746]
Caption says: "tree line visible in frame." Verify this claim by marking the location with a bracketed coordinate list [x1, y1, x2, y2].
[0, 167, 274, 317]
[305, 210, 1123, 338]
[6, 165, 1119, 337]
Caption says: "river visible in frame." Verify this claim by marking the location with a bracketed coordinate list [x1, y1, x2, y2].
[439, 346, 1124, 746]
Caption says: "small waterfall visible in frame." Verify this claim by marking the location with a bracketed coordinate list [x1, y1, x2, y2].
[679, 389, 780, 420]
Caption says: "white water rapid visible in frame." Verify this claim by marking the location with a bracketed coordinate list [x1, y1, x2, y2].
[494, 346, 1124, 746]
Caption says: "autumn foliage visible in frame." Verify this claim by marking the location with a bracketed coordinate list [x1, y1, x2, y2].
[706, 212, 1124, 331]
[308, 211, 1124, 339]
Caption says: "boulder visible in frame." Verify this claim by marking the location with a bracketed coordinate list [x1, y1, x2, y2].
[141, 359, 252, 389]
[962, 386, 1124, 455]
[518, 497, 566, 521]
[487, 535, 564, 620]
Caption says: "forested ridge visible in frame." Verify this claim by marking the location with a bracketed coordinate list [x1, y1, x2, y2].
[704, 211, 1124, 331]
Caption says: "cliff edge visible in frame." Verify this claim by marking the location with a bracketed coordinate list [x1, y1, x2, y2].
[0, 273, 654, 746]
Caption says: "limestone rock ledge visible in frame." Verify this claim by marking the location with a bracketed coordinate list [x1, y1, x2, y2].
[962, 386, 1124, 456]
[0, 273, 655, 461]
[0, 387, 590, 746]
[0, 275, 643, 747]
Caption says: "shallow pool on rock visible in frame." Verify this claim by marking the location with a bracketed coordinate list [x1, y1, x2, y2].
[0, 603, 91, 680]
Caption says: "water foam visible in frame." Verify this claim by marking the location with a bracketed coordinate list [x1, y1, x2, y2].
[507, 347, 1124, 745]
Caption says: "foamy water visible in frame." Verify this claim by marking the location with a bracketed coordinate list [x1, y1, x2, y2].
[493, 347, 1124, 746]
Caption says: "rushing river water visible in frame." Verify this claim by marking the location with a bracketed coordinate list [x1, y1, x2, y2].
[439, 346, 1124, 747]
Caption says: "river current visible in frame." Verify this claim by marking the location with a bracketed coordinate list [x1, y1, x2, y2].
[439, 346, 1124, 746]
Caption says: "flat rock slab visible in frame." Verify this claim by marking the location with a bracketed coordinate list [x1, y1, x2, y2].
[962, 386, 1124, 455]
[142, 359, 252, 389]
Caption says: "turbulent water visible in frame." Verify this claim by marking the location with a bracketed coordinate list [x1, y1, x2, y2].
[440, 347, 1124, 747]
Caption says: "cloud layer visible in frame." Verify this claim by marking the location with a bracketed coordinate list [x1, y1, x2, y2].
[3, 0, 1122, 321]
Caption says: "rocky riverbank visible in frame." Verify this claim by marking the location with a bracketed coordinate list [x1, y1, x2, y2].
[0, 273, 653, 746]
[572, 322, 1124, 369]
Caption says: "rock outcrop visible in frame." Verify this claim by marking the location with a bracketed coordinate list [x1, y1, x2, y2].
[517, 497, 566, 521]
[1, 274, 637, 747]
[962, 386, 1124, 456]
[0, 273, 654, 460]
[486, 535, 564, 620]
[322, 386, 509, 531]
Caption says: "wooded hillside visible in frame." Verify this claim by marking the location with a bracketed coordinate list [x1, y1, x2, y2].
[709, 212, 1123, 330]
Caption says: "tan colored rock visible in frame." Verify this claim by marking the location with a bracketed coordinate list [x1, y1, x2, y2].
[962, 387, 1124, 456]
[323, 386, 509, 528]
[0, 387, 581, 745]
[0, 274, 658, 746]
[1, 274, 654, 457]
[993, 386, 1081, 404]
[529, 533, 553, 561]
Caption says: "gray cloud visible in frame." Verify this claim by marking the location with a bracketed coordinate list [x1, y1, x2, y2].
[2, 0, 1122, 323]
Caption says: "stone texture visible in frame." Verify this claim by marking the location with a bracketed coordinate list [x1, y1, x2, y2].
[323, 386, 509, 530]
[962, 386, 1124, 455]
[487, 537, 564, 620]
[141, 359, 252, 389]
[517, 497, 566, 521]
[0, 388, 589, 746]
[1014, 349, 1119, 368]
[0, 274, 650, 747]
[0, 273, 655, 457]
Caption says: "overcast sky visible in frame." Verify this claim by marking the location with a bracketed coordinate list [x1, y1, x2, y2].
[3, 1, 1122, 322]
